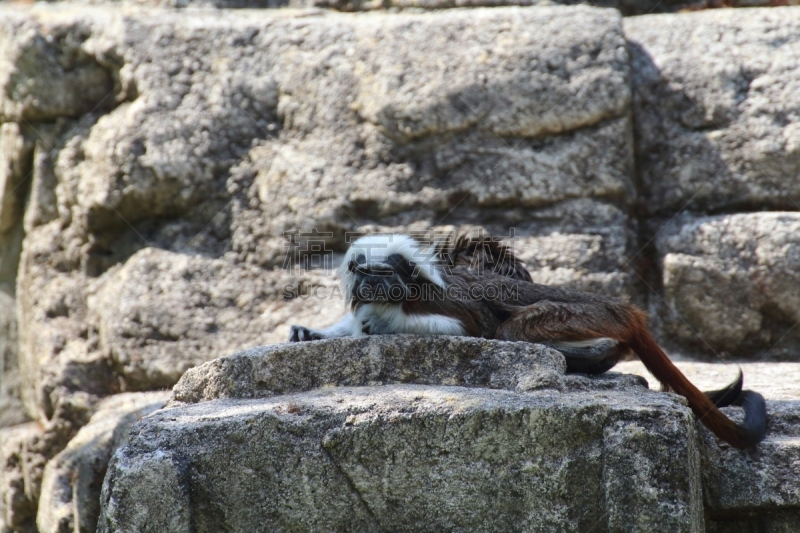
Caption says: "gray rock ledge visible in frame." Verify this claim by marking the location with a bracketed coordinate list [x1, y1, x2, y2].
[169, 336, 568, 405]
[100, 385, 702, 533]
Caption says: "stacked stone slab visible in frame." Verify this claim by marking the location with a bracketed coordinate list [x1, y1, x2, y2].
[626, 9, 800, 361]
[101, 337, 710, 533]
[104, 386, 698, 532]
[98, 337, 800, 532]
[0, 2, 798, 532]
[652, 213, 800, 360]
[703, 400, 800, 532]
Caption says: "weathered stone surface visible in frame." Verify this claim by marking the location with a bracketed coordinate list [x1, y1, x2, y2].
[305, 0, 719, 12]
[99, 384, 702, 533]
[23, 120, 73, 235]
[0, 8, 115, 122]
[702, 401, 800, 531]
[1, 424, 41, 533]
[0, 122, 30, 433]
[90, 248, 343, 391]
[0, 123, 33, 236]
[170, 336, 567, 405]
[0, 386, 119, 533]
[474, 200, 639, 299]
[0, 292, 27, 430]
[2, 120, 70, 432]
[15, 222, 107, 423]
[36, 391, 169, 533]
[703, 402, 800, 510]
[0, 122, 32, 303]
[707, 512, 800, 533]
[614, 361, 800, 529]
[8, 4, 631, 264]
[15, 228, 342, 420]
[628, 8, 800, 215]
[652, 213, 800, 360]
[617, 360, 800, 401]
[223, 5, 632, 266]
[1, 423, 67, 533]
[562, 371, 649, 394]
[0, 3, 637, 428]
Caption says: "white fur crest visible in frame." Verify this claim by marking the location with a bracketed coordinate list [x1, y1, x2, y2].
[338, 234, 446, 303]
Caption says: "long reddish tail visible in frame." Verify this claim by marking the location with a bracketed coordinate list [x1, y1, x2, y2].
[627, 321, 766, 449]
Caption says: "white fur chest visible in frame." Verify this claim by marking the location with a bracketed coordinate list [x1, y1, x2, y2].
[353, 304, 466, 337]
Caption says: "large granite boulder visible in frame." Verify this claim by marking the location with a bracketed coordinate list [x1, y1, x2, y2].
[99, 386, 704, 533]
[229, 5, 633, 266]
[652, 213, 800, 360]
[628, 7, 800, 215]
[96, 336, 800, 532]
[99, 336, 706, 533]
[169, 336, 569, 405]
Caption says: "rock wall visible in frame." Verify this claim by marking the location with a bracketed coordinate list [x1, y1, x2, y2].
[0, 2, 798, 532]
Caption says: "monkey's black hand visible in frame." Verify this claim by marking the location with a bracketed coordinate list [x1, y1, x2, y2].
[289, 325, 324, 342]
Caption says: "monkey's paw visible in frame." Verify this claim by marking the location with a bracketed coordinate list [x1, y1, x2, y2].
[289, 325, 324, 342]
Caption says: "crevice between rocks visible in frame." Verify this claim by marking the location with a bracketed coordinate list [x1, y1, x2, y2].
[321, 430, 385, 532]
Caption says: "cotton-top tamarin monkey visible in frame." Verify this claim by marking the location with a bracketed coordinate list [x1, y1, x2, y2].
[289, 234, 767, 449]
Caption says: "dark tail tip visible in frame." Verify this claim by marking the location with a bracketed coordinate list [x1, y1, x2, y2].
[705, 369, 743, 407]
[702, 371, 766, 449]
[733, 390, 767, 448]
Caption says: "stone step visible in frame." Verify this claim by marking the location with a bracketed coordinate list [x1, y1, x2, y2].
[617, 359, 800, 530]
[616, 360, 800, 401]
